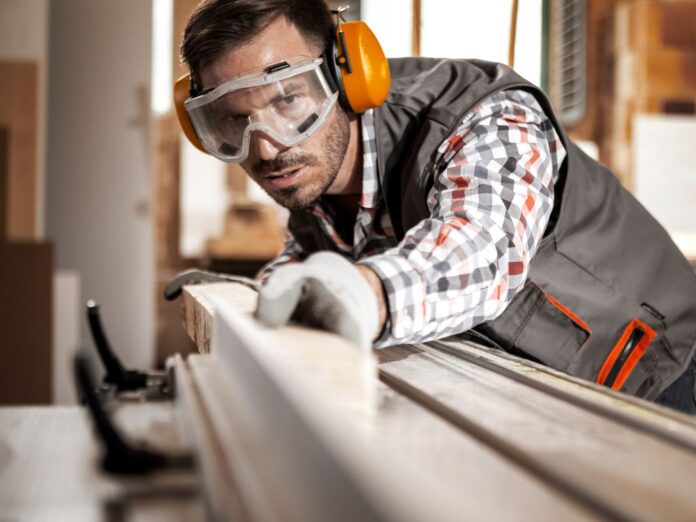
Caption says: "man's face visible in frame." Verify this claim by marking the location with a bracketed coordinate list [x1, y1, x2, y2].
[200, 17, 351, 211]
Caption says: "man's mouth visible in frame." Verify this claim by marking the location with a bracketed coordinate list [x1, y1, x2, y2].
[265, 166, 305, 188]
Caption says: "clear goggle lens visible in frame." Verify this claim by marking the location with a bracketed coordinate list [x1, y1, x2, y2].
[185, 59, 337, 163]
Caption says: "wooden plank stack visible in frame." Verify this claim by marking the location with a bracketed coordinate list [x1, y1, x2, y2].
[0, 126, 54, 405]
[610, 0, 696, 188]
[179, 282, 696, 520]
[205, 199, 285, 261]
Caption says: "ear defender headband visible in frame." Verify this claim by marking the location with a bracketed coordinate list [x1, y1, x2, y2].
[174, 74, 208, 153]
[321, 7, 390, 113]
[173, 7, 390, 156]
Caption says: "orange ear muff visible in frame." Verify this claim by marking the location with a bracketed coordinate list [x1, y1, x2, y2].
[333, 21, 390, 113]
[173, 75, 208, 154]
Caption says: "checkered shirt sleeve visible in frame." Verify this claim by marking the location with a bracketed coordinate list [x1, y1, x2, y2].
[359, 90, 565, 346]
[255, 233, 305, 282]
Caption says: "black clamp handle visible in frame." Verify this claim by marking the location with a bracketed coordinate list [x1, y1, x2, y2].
[73, 353, 193, 475]
[86, 300, 170, 399]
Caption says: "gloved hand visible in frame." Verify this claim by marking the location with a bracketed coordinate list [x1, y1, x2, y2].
[255, 251, 379, 351]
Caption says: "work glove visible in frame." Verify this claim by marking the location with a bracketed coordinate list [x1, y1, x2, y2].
[255, 251, 379, 351]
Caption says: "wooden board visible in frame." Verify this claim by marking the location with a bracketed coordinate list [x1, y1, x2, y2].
[153, 111, 202, 364]
[378, 342, 696, 521]
[0, 242, 53, 404]
[172, 355, 247, 521]
[434, 337, 696, 447]
[182, 282, 258, 353]
[208, 295, 483, 521]
[370, 377, 598, 520]
[176, 351, 598, 521]
[179, 281, 696, 519]
[0, 127, 7, 239]
[186, 295, 596, 521]
[0, 61, 38, 240]
[179, 284, 600, 519]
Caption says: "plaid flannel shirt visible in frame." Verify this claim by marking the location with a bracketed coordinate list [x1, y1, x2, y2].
[258, 89, 566, 347]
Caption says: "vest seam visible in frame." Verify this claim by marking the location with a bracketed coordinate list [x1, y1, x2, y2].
[555, 249, 620, 294]
[511, 281, 546, 347]
[652, 332, 696, 398]
[661, 333, 679, 363]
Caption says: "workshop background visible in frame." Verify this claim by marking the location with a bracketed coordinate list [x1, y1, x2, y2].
[1, 0, 694, 406]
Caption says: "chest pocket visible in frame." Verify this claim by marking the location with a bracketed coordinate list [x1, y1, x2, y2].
[477, 280, 591, 371]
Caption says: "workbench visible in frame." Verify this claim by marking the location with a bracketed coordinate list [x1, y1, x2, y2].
[0, 403, 204, 520]
[3, 281, 696, 521]
[178, 283, 696, 521]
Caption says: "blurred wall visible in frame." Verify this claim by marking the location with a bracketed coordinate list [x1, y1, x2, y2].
[47, 1, 154, 369]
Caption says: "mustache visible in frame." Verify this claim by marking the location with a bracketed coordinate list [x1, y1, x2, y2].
[252, 153, 317, 177]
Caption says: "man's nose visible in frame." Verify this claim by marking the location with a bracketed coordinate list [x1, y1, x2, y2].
[251, 131, 286, 161]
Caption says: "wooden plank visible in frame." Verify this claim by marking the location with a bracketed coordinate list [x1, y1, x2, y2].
[182, 282, 257, 353]
[204, 294, 476, 522]
[173, 355, 247, 520]
[372, 382, 598, 520]
[0, 61, 37, 240]
[186, 353, 299, 521]
[180, 284, 602, 519]
[183, 280, 377, 419]
[182, 351, 598, 521]
[180, 282, 696, 519]
[181, 282, 696, 437]
[0, 127, 7, 240]
[434, 337, 696, 446]
[411, 0, 421, 56]
[184, 282, 377, 421]
[0, 242, 53, 404]
[377, 342, 696, 521]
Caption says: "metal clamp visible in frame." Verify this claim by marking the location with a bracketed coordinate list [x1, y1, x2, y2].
[87, 300, 171, 400]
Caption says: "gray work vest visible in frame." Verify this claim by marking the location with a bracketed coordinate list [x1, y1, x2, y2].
[289, 57, 696, 399]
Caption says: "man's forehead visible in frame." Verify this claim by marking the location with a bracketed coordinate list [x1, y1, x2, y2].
[200, 16, 321, 88]
[205, 53, 317, 88]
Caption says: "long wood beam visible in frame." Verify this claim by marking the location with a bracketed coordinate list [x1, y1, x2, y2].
[179, 282, 696, 520]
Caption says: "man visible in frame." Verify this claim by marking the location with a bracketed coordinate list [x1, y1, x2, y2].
[178, 0, 696, 412]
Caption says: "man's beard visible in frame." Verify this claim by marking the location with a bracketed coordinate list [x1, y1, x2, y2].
[250, 109, 350, 211]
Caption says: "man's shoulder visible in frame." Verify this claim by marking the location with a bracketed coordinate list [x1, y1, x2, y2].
[380, 57, 533, 121]
[386, 57, 509, 79]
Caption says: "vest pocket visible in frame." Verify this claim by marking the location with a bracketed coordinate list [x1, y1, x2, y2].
[478, 281, 591, 371]
[513, 286, 592, 371]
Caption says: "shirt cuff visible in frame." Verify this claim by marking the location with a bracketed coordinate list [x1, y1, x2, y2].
[358, 253, 429, 347]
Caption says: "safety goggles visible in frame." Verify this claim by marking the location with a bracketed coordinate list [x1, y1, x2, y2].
[184, 58, 338, 163]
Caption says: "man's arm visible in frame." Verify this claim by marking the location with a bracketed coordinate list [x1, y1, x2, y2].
[355, 264, 388, 339]
[359, 90, 566, 347]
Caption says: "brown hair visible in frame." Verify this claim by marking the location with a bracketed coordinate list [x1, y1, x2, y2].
[181, 0, 335, 90]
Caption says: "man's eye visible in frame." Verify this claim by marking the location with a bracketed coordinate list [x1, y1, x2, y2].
[279, 95, 299, 106]
[224, 113, 247, 122]
[219, 113, 247, 129]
